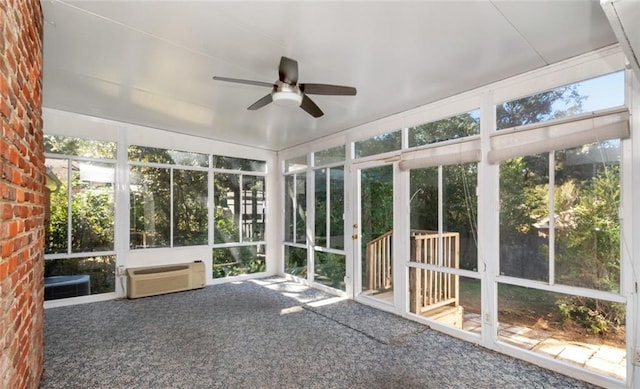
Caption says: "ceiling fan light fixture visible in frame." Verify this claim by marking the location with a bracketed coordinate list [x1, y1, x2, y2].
[272, 91, 303, 106]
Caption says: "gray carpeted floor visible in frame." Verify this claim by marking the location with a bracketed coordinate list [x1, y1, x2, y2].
[40, 277, 597, 388]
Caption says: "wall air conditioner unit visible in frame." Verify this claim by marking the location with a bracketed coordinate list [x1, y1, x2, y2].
[127, 261, 206, 299]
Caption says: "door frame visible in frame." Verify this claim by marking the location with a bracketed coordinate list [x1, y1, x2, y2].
[350, 159, 406, 315]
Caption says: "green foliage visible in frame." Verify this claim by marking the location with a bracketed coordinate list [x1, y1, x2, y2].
[45, 135, 116, 159]
[46, 171, 115, 253]
[212, 246, 265, 278]
[360, 165, 394, 247]
[315, 252, 345, 290]
[129, 166, 171, 247]
[173, 170, 208, 246]
[556, 296, 625, 335]
[285, 246, 307, 277]
[409, 111, 479, 146]
[497, 85, 585, 129]
[355, 131, 401, 158]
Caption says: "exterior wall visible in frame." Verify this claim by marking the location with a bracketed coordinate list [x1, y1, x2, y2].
[42, 108, 279, 300]
[0, 1, 44, 388]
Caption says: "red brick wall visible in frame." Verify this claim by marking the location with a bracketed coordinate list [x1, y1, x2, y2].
[0, 1, 44, 388]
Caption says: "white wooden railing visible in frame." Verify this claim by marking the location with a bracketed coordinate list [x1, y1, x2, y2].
[366, 230, 460, 316]
[410, 231, 459, 315]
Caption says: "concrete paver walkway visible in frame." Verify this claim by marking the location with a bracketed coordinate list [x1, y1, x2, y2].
[462, 313, 626, 381]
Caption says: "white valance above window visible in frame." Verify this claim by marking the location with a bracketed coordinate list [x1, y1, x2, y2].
[487, 107, 630, 164]
[399, 139, 481, 170]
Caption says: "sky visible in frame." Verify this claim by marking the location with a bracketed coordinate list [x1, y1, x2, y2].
[558, 70, 625, 113]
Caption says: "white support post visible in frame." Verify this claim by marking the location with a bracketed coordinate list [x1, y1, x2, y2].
[478, 89, 499, 348]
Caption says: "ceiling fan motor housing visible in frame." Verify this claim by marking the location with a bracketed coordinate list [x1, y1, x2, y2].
[272, 81, 303, 106]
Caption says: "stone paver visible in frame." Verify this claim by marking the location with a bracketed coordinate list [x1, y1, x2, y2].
[533, 337, 566, 358]
[556, 343, 597, 365]
[462, 314, 626, 381]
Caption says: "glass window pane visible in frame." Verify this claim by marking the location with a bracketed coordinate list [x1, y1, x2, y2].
[361, 165, 394, 294]
[128, 145, 208, 167]
[241, 175, 265, 242]
[499, 154, 549, 281]
[212, 245, 265, 278]
[354, 130, 401, 158]
[329, 167, 344, 250]
[443, 163, 477, 271]
[409, 271, 480, 333]
[314, 145, 345, 166]
[497, 71, 624, 130]
[45, 158, 69, 254]
[129, 166, 171, 248]
[410, 167, 438, 233]
[285, 155, 307, 172]
[316, 167, 344, 249]
[315, 169, 327, 247]
[284, 175, 294, 242]
[554, 141, 620, 292]
[173, 170, 208, 246]
[214, 173, 240, 244]
[315, 252, 345, 291]
[44, 256, 116, 299]
[44, 135, 116, 159]
[285, 245, 307, 277]
[71, 162, 115, 252]
[498, 283, 626, 381]
[213, 155, 266, 172]
[295, 174, 307, 244]
[409, 110, 480, 147]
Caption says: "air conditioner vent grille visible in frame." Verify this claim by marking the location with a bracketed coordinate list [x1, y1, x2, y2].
[127, 262, 205, 299]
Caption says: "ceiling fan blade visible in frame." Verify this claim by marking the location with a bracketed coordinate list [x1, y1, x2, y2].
[279, 56, 298, 85]
[247, 94, 273, 110]
[300, 83, 357, 96]
[300, 95, 324, 118]
[213, 76, 274, 89]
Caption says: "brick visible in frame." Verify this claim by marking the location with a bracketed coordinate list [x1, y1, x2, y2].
[2, 241, 14, 257]
[2, 204, 12, 219]
[1, 1, 44, 387]
[8, 256, 18, 273]
[0, 262, 7, 279]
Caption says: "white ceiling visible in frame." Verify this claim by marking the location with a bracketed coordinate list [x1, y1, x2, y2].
[40, 1, 618, 152]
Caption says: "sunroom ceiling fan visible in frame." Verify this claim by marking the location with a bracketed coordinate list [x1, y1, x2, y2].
[213, 56, 357, 118]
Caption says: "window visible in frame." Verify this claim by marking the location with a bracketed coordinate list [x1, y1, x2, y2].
[46, 159, 116, 253]
[408, 109, 480, 148]
[44, 135, 116, 298]
[284, 173, 307, 245]
[314, 167, 344, 250]
[213, 155, 266, 172]
[408, 162, 479, 332]
[284, 167, 308, 278]
[129, 166, 171, 248]
[499, 141, 621, 291]
[173, 169, 208, 246]
[129, 145, 208, 167]
[354, 130, 401, 158]
[314, 165, 345, 290]
[213, 173, 265, 244]
[129, 145, 209, 248]
[498, 140, 625, 379]
[497, 71, 624, 130]
[45, 135, 116, 159]
[284, 155, 308, 173]
[212, 161, 267, 278]
[314, 145, 345, 166]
